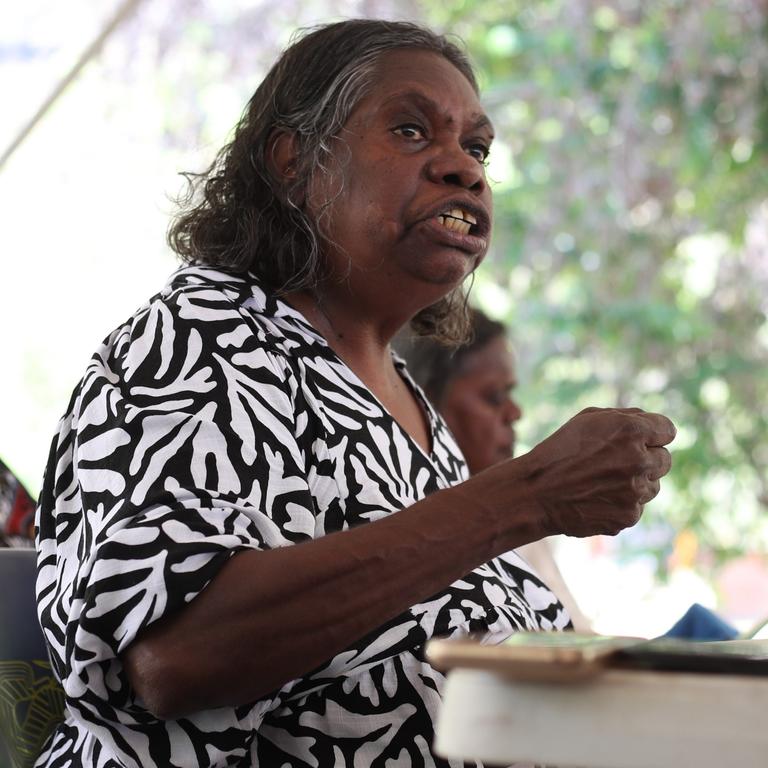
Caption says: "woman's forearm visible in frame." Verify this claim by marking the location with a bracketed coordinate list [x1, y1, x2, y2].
[122, 469, 538, 719]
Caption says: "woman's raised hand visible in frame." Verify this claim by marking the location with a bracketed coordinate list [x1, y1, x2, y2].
[458, 407, 676, 545]
[520, 407, 676, 538]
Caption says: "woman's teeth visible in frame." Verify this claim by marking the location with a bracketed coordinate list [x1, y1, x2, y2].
[437, 208, 477, 236]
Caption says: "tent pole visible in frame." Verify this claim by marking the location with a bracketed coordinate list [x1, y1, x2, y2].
[0, 0, 148, 172]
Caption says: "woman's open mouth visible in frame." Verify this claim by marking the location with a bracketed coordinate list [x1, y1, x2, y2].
[436, 208, 477, 236]
[417, 200, 490, 255]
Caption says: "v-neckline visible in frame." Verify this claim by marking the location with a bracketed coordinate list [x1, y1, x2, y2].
[268, 292, 439, 464]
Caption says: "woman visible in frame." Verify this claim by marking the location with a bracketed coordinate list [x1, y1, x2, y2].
[395, 308, 592, 631]
[36, 20, 674, 768]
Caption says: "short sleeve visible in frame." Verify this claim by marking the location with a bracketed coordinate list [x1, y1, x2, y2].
[35, 280, 316, 752]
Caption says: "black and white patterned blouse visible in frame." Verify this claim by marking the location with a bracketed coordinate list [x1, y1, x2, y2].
[35, 266, 570, 768]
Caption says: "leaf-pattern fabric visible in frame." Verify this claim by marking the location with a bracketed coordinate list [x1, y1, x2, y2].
[35, 266, 570, 767]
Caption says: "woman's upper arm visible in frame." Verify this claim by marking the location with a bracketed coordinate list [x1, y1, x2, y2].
[37, 284, 314, 720]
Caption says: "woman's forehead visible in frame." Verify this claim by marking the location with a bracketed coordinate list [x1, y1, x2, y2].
[361, 48, 490, 127]
[369, 47, 475, 84]
[459, 336, 516, 377]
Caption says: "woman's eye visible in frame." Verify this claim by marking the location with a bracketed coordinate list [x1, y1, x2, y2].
[393, 124, 427, 141]
[483, 391, 505, 407]
[467, 143, 490, 164]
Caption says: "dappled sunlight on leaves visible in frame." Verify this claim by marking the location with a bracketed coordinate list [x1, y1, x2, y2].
[423, 0, 768, 570]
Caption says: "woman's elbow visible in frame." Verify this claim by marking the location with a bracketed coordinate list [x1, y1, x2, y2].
[122, 638, 189, 720]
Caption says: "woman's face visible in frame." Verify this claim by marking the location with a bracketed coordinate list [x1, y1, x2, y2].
[309, 48, 493, 316]
[438, 335, 522, 474]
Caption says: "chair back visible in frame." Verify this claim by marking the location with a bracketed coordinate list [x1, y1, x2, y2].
[0, 549, 65, 768]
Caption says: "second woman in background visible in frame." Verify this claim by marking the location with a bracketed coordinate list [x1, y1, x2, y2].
[396, 308, 592, 631]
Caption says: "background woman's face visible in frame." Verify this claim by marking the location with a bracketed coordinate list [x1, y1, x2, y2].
[438, 335, 522, 474]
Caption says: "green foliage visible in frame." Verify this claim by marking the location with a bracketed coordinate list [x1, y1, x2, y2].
[427, 0, 768, 570]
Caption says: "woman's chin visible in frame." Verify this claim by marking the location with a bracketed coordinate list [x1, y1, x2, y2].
[397, 237, 480, 285]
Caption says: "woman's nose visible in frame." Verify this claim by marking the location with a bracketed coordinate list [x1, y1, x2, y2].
[504, 398, 523, 424]
[426, 144, 486, 193]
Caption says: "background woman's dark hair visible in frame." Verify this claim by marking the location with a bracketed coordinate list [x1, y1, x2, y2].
[167, 19, 480, 343]
[395, 307, 506, 404]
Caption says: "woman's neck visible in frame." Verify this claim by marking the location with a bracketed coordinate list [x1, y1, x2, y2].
[283, 287, 399, 384]
[283, 286, 432, 455]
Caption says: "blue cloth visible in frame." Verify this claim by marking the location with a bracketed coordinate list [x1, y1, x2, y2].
[663, 603, 738, 641]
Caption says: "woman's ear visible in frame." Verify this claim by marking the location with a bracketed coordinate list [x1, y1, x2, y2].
[266, 129, 301, 193]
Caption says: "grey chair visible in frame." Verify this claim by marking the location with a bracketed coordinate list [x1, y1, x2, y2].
[0, 549, 64, 768]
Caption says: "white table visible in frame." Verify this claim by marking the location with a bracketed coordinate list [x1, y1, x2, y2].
[434, 666, 768, 767]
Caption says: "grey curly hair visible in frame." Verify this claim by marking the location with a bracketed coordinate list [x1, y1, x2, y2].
[167, 19, 480, 343]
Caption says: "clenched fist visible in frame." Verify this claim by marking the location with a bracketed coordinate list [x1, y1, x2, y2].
[514, 407, 675, 539]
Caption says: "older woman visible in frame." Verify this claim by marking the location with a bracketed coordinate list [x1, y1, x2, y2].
[36, 19, 674, 768]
